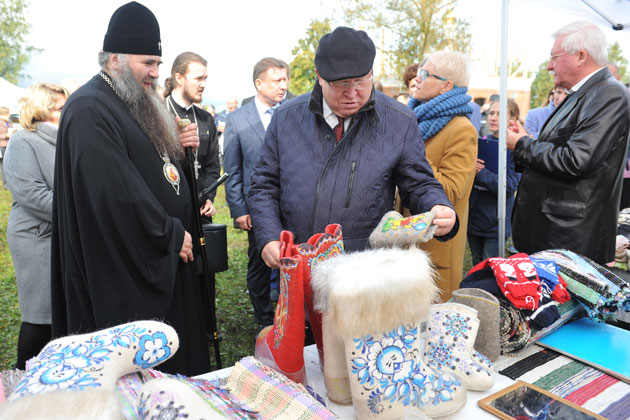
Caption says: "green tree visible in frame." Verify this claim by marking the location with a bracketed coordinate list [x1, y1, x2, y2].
[289, 19, 331, 95]
[529, 61, 554, 109]
[342, 0, 471, 77]
[608, 41, 628, 83]
[0, 0, 40, 84]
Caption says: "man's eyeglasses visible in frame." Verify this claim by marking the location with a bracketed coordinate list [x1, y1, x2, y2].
[549, 51, 568, 61]
[327, 76, 373, 91]
[416, 68, 448, 82]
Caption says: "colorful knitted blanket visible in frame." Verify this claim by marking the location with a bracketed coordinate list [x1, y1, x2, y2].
[409, 86, 473, 142]
[115, 358, 338, 419]
[226, 357, 338, 419]
[533, 249, 630, 321]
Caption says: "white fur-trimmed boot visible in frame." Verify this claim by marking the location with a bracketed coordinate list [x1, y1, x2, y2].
[424, 303, 495, 391]
[313, 248, 466, 419]
[0, 320, 179, 420]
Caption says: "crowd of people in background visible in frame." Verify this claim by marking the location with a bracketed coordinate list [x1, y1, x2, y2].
[0, 1, 629, 377]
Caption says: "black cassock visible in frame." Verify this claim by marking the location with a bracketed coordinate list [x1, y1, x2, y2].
[51, 74, 210, 376]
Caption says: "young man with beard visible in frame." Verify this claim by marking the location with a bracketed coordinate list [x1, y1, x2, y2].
[51, 2, 210, 376]
[165, 51, 220, 214]
[165, 51, 221, 339]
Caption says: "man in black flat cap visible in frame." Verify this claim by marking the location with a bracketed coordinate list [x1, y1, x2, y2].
[248, 26, 458, 266]
[51, 1, 211, 376]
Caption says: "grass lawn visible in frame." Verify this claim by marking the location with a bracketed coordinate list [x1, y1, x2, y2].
[0, 188, 20, 370]
[0, 184, 474, 371]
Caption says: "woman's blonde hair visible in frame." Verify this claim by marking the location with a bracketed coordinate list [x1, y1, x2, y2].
[426, 50, 471, 88]
[19, 83, 68, 131]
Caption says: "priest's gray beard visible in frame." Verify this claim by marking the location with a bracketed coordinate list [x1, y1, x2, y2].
[113, 61, 184, 160]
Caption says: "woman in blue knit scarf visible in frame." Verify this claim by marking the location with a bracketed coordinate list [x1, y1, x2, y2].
[407, 50, 478, 302]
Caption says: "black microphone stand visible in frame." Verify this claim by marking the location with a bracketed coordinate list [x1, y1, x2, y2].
[183, 142, 222, 370]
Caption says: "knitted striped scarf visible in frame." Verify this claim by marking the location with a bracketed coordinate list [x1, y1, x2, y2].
[409, 86, 473, 142]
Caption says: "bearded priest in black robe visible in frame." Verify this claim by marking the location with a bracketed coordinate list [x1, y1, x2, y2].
[51, 1, 210, 376]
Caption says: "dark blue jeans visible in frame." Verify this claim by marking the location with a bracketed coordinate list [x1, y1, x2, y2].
[468, 233, 499, 266]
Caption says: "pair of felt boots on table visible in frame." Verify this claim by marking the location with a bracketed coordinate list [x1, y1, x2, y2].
[255, 219, 495, 420]
[0, 320, 228, 420]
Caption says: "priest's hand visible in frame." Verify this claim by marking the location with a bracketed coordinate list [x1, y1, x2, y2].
[235, 214, 252, 231]
[262, 240, 281, 269]
[200, 199, 216, 217]
[176, 116, 199, 149]
[180, 231, 194, 263]
[430, 205, 457, 237]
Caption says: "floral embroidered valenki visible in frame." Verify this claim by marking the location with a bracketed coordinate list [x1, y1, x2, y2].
[11, 321, 179, 399]
[297, 224, 344, 368]
[350, 325, 462, 415]
[311, 247, 467, 419]
[256, 225, 345, 386]
[255, 230, 307, 385]
[424, 302, 494, 391]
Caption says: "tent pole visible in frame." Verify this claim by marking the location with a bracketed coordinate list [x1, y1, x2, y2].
[498, 0, 510, 257]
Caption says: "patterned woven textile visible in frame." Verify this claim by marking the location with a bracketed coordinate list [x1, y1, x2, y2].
[496, 345, 630, 420]
[226, 357, 339, 420]
[116, 369, 256, 419]
[499, 298, 531, 353]
[527, 298, 584, 345]
[533, 249, 630, 321]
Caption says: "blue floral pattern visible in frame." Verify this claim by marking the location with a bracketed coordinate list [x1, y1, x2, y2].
[12, 323, 174, 398]
[350, 325, 461, 414]
[473, 350, 493, 370]
[425, 307, 493, 384]
[134, 332, 172, 369]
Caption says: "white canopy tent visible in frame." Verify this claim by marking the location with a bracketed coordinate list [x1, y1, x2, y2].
[0, 77, 25, 115]
[495, 0, 630, 256]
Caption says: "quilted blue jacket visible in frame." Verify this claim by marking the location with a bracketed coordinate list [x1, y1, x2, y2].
[248, 84, 456, 252]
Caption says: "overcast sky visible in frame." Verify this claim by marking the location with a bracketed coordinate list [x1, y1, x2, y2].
[19, 0, 630, 109]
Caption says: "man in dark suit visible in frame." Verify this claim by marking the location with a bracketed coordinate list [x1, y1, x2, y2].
[241, 59, 295, 106]
[223, 57, 288, 332]
[507, 21, 630, 264]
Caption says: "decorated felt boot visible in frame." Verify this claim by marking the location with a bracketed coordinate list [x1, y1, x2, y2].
[368, 210, 437, 249]
[138, 377, 228, 419]
[297, 224, 344, 369]
[0, 320, 179, 420]
[255, 230, 307, 385]
[424, 302, 494, 391]
[313, 247, 466, 419]
[451, 287, 501, 361]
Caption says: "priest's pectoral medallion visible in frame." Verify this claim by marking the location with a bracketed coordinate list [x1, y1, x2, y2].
[162, 161, 180, 195]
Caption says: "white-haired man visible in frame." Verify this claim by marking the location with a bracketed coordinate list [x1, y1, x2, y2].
[51, 1, 210, 376]
[507, 21, 630, 264]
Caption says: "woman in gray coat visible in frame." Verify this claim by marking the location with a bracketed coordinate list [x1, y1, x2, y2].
[4, 82, 67, 368]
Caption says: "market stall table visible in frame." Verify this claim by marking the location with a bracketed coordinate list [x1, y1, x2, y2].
[199, 344, 516, 419]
